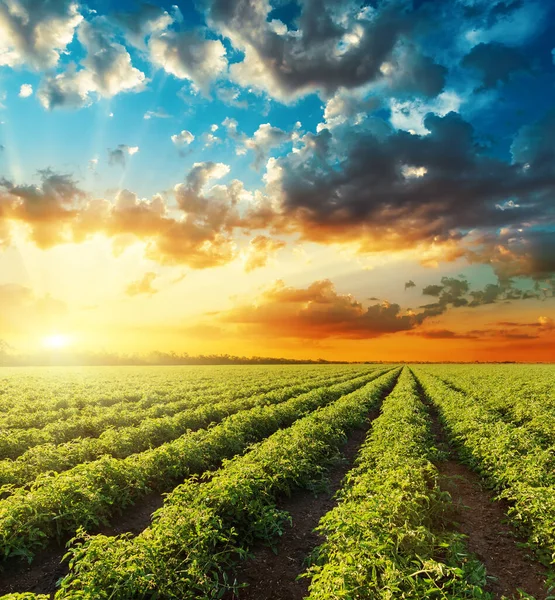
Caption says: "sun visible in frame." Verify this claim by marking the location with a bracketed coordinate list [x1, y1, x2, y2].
[42, 334, 72, 350]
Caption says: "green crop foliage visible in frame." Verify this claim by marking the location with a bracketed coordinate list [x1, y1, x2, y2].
[1, 364, 554, 600]
[0, 368, 391, 562]
[0, 367, 363, 490]
[415, 367, 555, 576]
[52, 369, 400, 599]
[304, 367, 491, 599]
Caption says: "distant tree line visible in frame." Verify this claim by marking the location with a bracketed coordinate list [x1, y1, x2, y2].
[0, 343, 347, 366]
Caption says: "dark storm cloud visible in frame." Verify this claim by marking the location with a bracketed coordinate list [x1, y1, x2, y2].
[253, 111, 554, 248]
[202, 0, 445, 100]
[462, 42, 531, 89]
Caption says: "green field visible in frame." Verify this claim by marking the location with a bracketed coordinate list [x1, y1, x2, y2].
[0, 365, 553, 599]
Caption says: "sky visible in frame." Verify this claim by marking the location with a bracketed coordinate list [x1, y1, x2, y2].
[0, 0, 554, 362]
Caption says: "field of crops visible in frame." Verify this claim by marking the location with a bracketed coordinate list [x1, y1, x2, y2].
[0, 364, 553, 599]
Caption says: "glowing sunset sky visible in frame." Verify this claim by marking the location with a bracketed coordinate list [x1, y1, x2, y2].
[0, 0, 554, 361]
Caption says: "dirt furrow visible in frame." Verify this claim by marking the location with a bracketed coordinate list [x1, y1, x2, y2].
[223, 415, 378, 600]
[415, 375, 548, 600]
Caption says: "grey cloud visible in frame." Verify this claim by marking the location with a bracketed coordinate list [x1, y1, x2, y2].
[204, 0, 414, 100]
[108, 145, 139, 167]
[112, 3, 174, 48]
[246, 108, 555, 281]
[462, 42, 530, 89]
[422, 284, 443, 297]
[384, 45, 447, 98]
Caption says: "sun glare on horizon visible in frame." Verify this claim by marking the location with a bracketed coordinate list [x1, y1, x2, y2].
[42, 334, 72, 350]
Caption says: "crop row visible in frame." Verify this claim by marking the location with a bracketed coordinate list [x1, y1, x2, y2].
[0, 369, 367, 490]
[0, 365, 350, 413]
[46, 368, 400, 598]
[424, 365, 555, 448]
[0, 368, 396, 563]
[0, 368, 367, 461]
[0, 366, 342, 430]
[305, 367, 489, 599]
[415, 368, 555, 569]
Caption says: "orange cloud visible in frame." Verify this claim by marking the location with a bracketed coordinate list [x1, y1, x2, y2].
[243, 235, 286, 272]
[219, 279, 417, 339]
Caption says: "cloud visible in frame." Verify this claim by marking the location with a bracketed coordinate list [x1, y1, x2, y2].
[38, 17, 146, 110]
[204, 0, 419, 102]
[202, 132, 220, 148]
[111, 2, 175, 49]
[0, 169, 85, 247]
[468, 229, 555, 282]
[319, 87, 381, 130]
[404, 280, 416, 290]
[462, 42, 530, 89]
[144, 109, 170, 120]
[216, 85, 248, 109]
[242, 123, 297, 169]
[18, 84, 33, 98]
[171, 130, 194, 146]
[125, 271, 158, 296]
[37, 65, 93, 110]
[412, 329, 479, 340]
[0, 165, 243, 269]
[222, 117, 239, 138]
[379, 44, 446, 98]
[108, 144, 139, 167]
[237, 108, 555, 281]
[243, 235, 286, 272]
[0, 0, 83, 70]
[422, 284, 446, 297]
[219, 279, 421, 339]
[148, 28, 227, 95]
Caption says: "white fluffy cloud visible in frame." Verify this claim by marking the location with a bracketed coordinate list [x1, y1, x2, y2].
[0, 0, 83, 70]
[243, 123, 296, 169]
[171, 130, 195, 146]
[18, 84, 33, 98]
[148, 29, 227, 95]
[38, 17, 146, 110]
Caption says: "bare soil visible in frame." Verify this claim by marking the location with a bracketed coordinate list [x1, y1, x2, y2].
[423, 385, 549, 599]
[223, 422, 374, 600]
